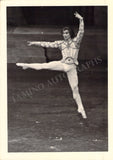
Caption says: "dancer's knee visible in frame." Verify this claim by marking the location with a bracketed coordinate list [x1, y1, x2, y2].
[72, 86, 79, 99]
[73, 86, 79, 93]
[42, 63, 53, 70]
[40, 63, 49, 69]
[43, 63, 48, 69]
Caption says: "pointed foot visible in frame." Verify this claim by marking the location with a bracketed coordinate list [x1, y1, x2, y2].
[16, 63, 28, 70]
[78, 108, 87, 119]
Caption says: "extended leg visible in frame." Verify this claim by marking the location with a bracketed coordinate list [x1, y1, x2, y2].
[66, 67, 87, 119]
[16, 61, 65, 71]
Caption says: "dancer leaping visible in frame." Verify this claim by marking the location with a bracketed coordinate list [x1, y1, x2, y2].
[16, 12, 87, 119]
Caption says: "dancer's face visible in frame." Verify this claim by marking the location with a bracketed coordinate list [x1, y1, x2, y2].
[63, 30, 71, 41]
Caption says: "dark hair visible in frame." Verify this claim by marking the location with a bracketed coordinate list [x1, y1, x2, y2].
[62, 26, 75, 39]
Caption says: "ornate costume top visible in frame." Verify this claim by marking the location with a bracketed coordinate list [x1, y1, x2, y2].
[33, 19, 84, 65]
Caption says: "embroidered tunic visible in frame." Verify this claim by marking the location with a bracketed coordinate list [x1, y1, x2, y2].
[33, 19, 84, 65]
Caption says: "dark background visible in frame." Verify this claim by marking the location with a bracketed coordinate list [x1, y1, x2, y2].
[7, 6, 107, 28]
[7, 6, 108, 152]
[7, 6, 107, 62]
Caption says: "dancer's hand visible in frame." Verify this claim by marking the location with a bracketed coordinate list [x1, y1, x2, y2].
[27, 41, 34, 46]
[74, 12, 83, 20]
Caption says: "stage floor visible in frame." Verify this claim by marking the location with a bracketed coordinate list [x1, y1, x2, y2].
[8, 63, 107, 152]
[7, 26, 107, 152]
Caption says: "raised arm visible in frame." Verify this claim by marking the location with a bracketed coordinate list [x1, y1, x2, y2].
[27, 41, 61, 49]
[73, 12, 84, 48]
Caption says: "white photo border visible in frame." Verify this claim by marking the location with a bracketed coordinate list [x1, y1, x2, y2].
[0, 0, 112, 160]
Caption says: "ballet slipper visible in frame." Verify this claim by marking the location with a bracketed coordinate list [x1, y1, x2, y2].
[78, 107, 87, 119]
[16, 63, 28, 70]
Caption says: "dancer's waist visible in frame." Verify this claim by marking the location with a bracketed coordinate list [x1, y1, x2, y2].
[61, 57, 78, 65]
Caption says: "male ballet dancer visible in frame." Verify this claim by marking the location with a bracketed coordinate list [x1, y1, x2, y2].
[16, 12, 87, 119]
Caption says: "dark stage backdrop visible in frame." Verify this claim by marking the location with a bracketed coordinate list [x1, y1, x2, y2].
[7, 6, 107, 62]
[7, 6, 107, 28]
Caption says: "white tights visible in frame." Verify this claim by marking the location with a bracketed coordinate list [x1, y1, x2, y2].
[16, 61, 87, 119]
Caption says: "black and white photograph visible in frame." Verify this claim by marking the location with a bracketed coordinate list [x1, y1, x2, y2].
[1, 0, 113, 159]
[7, 6, 108, 152]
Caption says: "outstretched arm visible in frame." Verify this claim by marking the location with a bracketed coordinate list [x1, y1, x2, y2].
[27, 41, 61, 48]
[73, 12, 84, 47]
